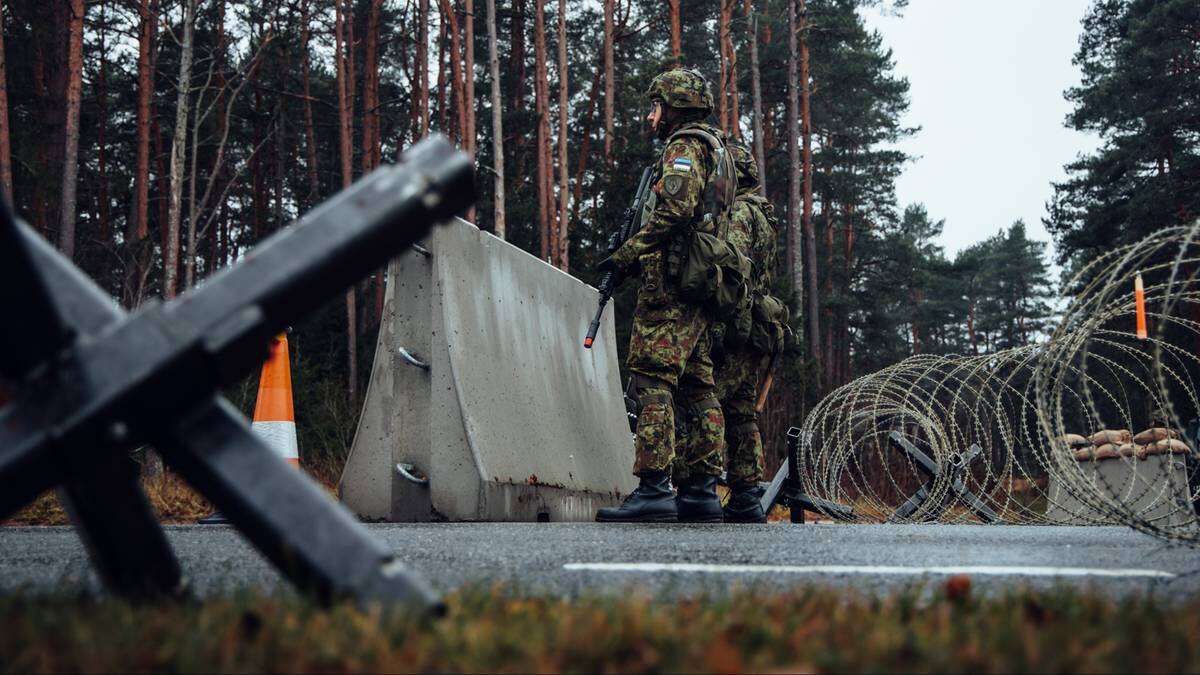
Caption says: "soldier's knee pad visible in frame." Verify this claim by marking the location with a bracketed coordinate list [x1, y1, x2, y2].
[632, 373, 673, 407]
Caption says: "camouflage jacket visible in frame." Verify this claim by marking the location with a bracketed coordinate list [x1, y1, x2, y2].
[610, 121, 725, 270]
[728, 192, 776, 293]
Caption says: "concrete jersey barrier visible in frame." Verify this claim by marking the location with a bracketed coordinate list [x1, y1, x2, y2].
[339, 218, 637, 521]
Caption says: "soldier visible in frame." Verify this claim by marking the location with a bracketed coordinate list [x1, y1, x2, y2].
[595, 68, 730, 523]
[716, 140, 781, 523]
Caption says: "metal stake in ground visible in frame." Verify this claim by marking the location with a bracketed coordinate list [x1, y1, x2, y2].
[0, 135, 472, 609]
[761, 426, 854, 523]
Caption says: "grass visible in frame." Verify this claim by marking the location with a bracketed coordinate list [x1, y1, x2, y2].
[1, 581, 1197, 673]
[2, 470, 340, 527]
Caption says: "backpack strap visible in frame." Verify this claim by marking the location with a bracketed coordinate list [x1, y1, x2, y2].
[666, 127, 737, 237]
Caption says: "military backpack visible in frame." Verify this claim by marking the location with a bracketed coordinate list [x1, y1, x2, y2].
[659, 127, 751, 319]
[727, 194, 790, 355]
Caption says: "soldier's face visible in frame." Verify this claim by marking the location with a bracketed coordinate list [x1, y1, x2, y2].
[647, 101, 663, 133]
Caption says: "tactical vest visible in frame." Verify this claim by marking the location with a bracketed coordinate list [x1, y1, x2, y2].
[658, 126, 751, 320]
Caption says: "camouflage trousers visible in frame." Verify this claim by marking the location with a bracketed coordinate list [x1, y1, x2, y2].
[627, 251, 725, 479]
[714, 344, 767, 486]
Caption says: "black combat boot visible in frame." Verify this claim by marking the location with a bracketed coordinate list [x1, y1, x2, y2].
[676, 474, 724, 523]
[723, 483, 767, 523]
[595, 471, 678, 522]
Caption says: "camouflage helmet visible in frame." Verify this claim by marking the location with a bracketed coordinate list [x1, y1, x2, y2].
[729, 139, 760, 190]
[645, 67, 714, 113]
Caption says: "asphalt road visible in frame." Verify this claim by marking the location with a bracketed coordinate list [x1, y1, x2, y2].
[2, 523, 1198, 599]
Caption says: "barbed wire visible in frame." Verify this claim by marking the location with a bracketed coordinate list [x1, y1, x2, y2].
[796, 221, 1200, 543]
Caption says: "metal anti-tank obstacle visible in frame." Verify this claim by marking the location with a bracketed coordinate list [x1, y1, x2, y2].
[0, 135, 472, 609]
[885, 432, 999, 524]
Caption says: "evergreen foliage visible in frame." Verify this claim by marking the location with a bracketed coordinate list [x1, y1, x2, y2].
[1046, 0, 1200, 270]
[4, 0, 1062, 469]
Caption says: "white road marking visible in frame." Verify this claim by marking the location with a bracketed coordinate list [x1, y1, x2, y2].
[562, 563, 1175, 579]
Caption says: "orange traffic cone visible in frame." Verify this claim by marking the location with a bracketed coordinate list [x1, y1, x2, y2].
[251, 333, 300, 466]
[199, 333, 299, 525]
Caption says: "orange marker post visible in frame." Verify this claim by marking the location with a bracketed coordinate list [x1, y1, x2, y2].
[252, 333, 300, 466]
[1135, 272, 1147, 340]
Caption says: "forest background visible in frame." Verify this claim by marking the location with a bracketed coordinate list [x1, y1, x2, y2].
[4, 0, 1196, 479]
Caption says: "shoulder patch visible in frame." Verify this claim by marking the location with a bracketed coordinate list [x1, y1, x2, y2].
[663, 174, 684, 197]
[671, 157, 693, 172]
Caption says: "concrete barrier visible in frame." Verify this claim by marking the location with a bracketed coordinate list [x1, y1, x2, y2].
[339, 218, 636, 521]
[1046, 454, 1194, 526]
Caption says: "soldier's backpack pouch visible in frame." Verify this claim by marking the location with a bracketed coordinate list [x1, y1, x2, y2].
[678, 230, 751, 318]
[750, 293, 789, 355]
[726, 301, 754, 348]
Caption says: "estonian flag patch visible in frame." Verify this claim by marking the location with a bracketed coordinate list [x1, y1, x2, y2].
[671, 157, 693, 172]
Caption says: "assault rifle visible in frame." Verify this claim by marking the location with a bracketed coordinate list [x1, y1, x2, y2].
[583, 167, 654, 349]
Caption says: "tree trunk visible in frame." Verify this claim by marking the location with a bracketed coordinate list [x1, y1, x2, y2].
[799, 0, 821, 386]
[336, 0, 358, 405]
[786, 0, 802, 314]
[571, 66, 603, 224]
[464, 0, 476, 223]
[487, 0, 505, 238]
[155, 117, 169, 259]
[509, 0, 526, 111]
[437, 17, 448, 133]
[300, 0, 319, 206]
[534, 0, 550, 261]
[364, 0, 385, 321]
[133, 0, 156, 243]
[745, 0, 766, 193]
[96, 0, 111, 241]
[668, 0, 681, 63]
[417, 0, 430, 137]
[718, 0, 739, 136]
[556, 0, 569, 270]
[164, 0, 195, 299]
[363, 0, 382, 174]
[726, 0, 740, 138]
[603, 0, 614, 163]
[58, 0, 85, 260]
[440, 0, 464, 145]
[0, 9, 13, 204]
[717, 0, 729, 133]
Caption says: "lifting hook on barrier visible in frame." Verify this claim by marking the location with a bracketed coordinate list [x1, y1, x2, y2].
[396, 463, 430, 486]
[397, 346, 430, 370]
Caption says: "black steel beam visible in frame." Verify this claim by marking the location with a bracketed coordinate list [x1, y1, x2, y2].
[0, 135, 471, 610]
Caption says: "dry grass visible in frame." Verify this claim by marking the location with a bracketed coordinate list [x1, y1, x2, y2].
[2, 470, 339, 526]
[2, 473, 212, 526]
[0, 580, 1196, 673]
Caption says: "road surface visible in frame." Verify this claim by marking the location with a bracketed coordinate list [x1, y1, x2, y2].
[1, 523, 1196, 598]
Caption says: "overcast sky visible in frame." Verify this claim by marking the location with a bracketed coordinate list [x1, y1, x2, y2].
[860, 0, 1101, 262]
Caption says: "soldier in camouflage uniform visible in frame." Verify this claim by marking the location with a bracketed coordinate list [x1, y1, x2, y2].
[715, 140, 778, 523]
[595, 68, 728, 523]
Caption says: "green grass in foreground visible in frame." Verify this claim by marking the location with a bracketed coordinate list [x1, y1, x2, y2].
[0, 582, 1195, 673]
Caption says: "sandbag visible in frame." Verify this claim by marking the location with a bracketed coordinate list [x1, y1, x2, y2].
[1136, 438, 1191, 459]
[1133, 427, 1181, 445]
[1089, 429, 1131, 446]
[1078, 443, 1122, 461]
[1058, 433, 1090, 448]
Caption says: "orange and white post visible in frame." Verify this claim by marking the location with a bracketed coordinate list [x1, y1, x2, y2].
[252, 333, 300, 466]
[1135, 272, 1148, 340]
